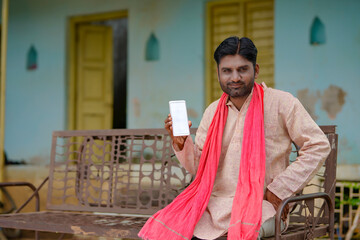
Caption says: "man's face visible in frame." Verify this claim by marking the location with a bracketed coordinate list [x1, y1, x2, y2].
[217, 54, 259, 98]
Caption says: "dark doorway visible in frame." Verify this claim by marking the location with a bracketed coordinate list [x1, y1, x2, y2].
[92, 18, 128, 129]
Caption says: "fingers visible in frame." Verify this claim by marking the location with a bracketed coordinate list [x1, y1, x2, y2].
[165, 115, 192, 141]
[164, 115, 174, 139]
[164, 114, 171, 124]
[164, 114, 172, 130]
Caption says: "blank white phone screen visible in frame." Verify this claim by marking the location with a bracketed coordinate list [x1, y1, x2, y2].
[169, 100, 190, 136]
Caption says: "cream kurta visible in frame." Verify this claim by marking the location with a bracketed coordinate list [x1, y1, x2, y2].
[174, 83, 331, 240]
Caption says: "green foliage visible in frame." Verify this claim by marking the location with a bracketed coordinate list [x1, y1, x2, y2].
[335, 181, 360, 208]
[347, 198, 360, 206]
[343, 182, 360, 190]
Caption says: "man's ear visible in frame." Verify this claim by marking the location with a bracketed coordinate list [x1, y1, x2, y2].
[216, 66, 220, 82]
[254, 64, 260, 79]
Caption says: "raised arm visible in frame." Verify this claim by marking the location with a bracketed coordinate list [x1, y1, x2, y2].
[164, 104, 214, 175]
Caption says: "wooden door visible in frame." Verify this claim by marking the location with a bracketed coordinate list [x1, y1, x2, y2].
[76, 25, 113, 130]
[206, 0, 274, 105]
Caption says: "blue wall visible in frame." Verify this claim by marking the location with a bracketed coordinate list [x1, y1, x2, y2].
[4, 0, 360, 168]
[4, 0, 205, 164]
[275, 0, 360, 164]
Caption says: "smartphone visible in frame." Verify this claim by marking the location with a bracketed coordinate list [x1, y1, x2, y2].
[169, 100, 190, 136]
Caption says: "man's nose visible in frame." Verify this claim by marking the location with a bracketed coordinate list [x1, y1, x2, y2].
[231, 71, 241, 82]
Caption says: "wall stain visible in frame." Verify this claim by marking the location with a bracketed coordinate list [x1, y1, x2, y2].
[321, 85, 347, 119]
[29, 153, 48, 165]
[297, 88, 320, 120]
[297, 85, 346, 120]
[187, 108, 198, 119]
[133, 98, 141, 118]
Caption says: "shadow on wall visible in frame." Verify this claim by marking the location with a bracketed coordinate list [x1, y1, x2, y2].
[3, 152, 26, 165]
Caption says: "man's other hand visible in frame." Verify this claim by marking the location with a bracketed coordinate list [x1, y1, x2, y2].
[164, 114, 192, 151]
[265, 189, 289, 221]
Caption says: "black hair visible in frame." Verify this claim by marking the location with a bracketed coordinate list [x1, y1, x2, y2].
[213, 37, 257, 67]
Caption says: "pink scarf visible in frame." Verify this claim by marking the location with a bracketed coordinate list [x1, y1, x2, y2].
[139, 83, 265, 240]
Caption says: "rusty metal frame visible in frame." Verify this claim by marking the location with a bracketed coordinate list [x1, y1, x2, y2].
[46, 128, 195, 215]
[0, 180, 46, 240]
[0, 126, 337, 240]
[270, 125, 338, 240]
[0, 181, 41, 212]
[0, 128, 198, 239]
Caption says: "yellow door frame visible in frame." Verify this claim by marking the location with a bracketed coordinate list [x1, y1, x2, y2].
[67, 10, 128, 130]
[0, 0, 9, 183]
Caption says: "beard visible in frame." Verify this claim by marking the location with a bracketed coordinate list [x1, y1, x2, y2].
[219, 77, 255, 98]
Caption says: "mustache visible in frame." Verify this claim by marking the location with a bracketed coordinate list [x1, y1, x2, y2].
[227, 81, 246, 86]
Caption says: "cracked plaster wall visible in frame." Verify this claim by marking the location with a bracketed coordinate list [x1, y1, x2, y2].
[297, 85, 347, 121]
[275, 0, 360, 170]
[3, 0, 360, 173]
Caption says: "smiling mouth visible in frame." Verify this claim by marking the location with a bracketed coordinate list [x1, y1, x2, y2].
[228, 83, 244, 88]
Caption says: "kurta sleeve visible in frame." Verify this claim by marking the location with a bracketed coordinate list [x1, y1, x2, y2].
[267, 96, 331, 200]
[173, 104, 214, 175]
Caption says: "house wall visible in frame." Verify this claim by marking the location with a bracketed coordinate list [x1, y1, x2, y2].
[3, 0, 360, 178]
[275, 0, 360, 176]
[4, 0, 205, 164]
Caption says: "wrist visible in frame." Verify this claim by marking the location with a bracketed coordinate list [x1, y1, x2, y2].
[172, 137, 187, 151]
[173, 143, 183, 151]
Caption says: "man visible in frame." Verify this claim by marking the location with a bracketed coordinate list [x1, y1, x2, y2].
[139, 37, 330, 240]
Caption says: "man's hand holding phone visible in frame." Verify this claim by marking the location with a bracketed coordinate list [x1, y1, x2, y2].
[166, 100, 192, 151]
[164, 114, 192, 151]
